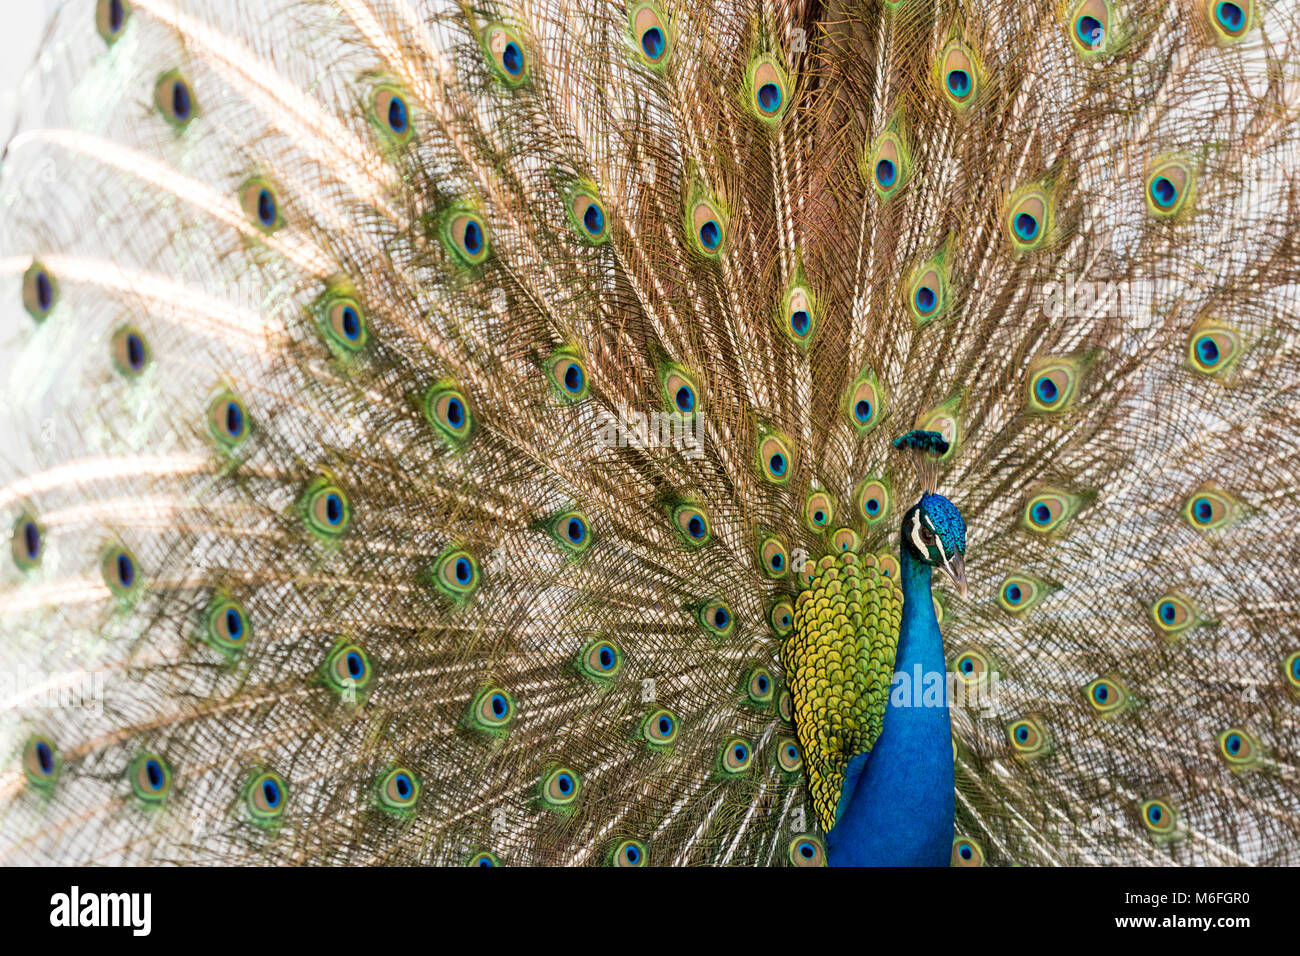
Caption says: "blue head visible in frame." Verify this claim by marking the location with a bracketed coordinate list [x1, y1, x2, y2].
[902, 492, 967, 596]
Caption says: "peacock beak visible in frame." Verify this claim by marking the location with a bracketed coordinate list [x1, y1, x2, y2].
[939, 550, 967, 598]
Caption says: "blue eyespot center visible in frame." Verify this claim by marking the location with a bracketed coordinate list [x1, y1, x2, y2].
[224, 401, 244, 437]
[1226, 733, 1241, 754]
[340, 306, 361, 340]
[675, 385, 694, 412]
[713, 607, 729, 629]
[346, 651, 364, 679]
[22, 521, 40, 560]
[1005, 584, 1022, 604]
[641, 27, 665, 60]
[625, 845, 640, 863]
[556, 773, 573, 794]
[855, 399, 872, 423]
[34, 271, 53, 312]
[387, 95, 408, 133]
[324, 493, 343, 525]
[959, 844, 973, 859]
[1031, 502, 1051, 525]
[1216, 2, 1245, 31]
[490, 693, 508, 717]
[642, 27, 665, 60]
[125, 332, 146, 369]
[172, 81, 192, 121]
[757, 82, 782, 114]
[108, 0, 125, 31]
[257, 189, 276, 227]
[1193, 497, 1212, 524]
[478, 857, 493, 867]
[262, 779, 281, 807]
[463, 220, 483, 255]
[563, 363, 583, 392]
[687, 515, 705, 538]
[771, 552, 783, 570]
[116, 553, 135, 588]
[35, 742, 54, 775]
[699, 220, 721, 250]
[1076, 15, 1103, 46]
[733, 744, 747, 761]
[875, 158, 897, 188]
[566, 517, 585, 543]
[799, 841, 815, 859]
[598, 646, 614, 669]
[446, 397, 464, 427]
[1147, 805, 1162, 824]
[658, 716, 673, 735]
[1094, 683, 1109, 703]
[914, 285, 937, 314]
[502, 41, 523, 75]
[1159, 601, 1176, 622]
[1150, 176, 1177, 208]
[757, 676, 769, 692]
[790, 309, 810, 335]
[145, 759, 164, 789]
[455, 556, 472, 584]
[786, 745, 797, 758]
[769, 453, 786, 476]
[225, 607, 244, 641]
[865, 497, 880, 515]
[583, 203, 604, 235]
[813, 510, 825, 525]
[1015, 725, 1029, 742]
[1035, 376, 1059, 404]
[946, 69, 970, 97]
[1014, 212, 1039, 241]
[1195, 336, 1220, 366]
[960, 657, 974, 673]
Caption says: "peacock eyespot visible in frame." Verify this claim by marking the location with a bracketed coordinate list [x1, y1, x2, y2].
[719, 738, 753, 774]
[1145, 157, 1194, 217]
[550, 510, 592, 554]
[102, 545, 141, 599]
[1284, 651, 1300, 691]
[303, 482, 351, 538]
[787, 835, 826, 867]
[777, 737, 801, 773]
[615, 840, 646, 867]
[951, 837, 985, 866]
[441, 208, 491, 266]
[1005, 186, 1052, 251]
[240, 178, 282, 233]
[629, 2, 672, 69]
[937, 40, 980, 111]
[22, 261, 58, 322]
[468, 852, 500, 867]
[770, 600, 794, 636]
[688, 197, 727, 257]
[203, 596, 250, 654]
[96, 0, 130, 44]
[1140, 798, 1177, 836]
[699, 600, 734, 638]
[207, 392, 249, 449]
[131, 753, 173, 803]
[868, 128, 911, 200]
[782, 284, 816, 344]
[425, 385, 473, 443]
[673, 504, 711, 547]
[433, 548, 480, 601]
[371, 86, 412, 143]
[23, 736, 60, 788]
[1209, 0, 1250, 40]
[951, 647, 994, 685]
[997, 574, 1048, 614]
[642, 707, 679, 747]
[579, 637, 623, 683]
[378, 768, 421, 812]
[12, 514, 44, 570]
[110, 326, 151, 377]
[1181, 486, 1237, 531]
[946, 70, 970, 98]
[1007, 718, 1049, 757]
[757, 432, 794, 484]
[760, 536, 789, 578]
[482, 24, 529, 85]
[747, 56, 790, 124]
[746, 666, 774, 705]
[540, 767, 581, 809]
[805, 492, 834, 531]
[831, 527, 859, 552]
[567, 188, 609, 244]
[155, 71, 195, 128]
[466, 686, 514, 734]
[325, 643, 372, 695]
[246, 771, 288, 821]
[661, 368, 700, 417]
[547, 351, 588, 400]
[317, 293, 369, 353]
[1216, 727, 1259, 768]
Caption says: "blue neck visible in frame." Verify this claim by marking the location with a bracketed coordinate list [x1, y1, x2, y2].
[826, 545, 955, 866]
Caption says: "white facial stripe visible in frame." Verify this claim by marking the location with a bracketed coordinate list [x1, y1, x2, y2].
[909, 509, 928, 557]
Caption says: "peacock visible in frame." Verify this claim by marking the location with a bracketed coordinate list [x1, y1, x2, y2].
[1, 0, 1298, 868]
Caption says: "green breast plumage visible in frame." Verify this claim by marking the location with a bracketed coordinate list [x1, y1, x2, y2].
[782, 552, 902, 832]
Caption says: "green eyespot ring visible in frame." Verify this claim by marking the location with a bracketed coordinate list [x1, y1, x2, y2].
[102, 544, 142, 600]
[759, 534, 789, 578]
[718, 737, 753, 774]
[1216, 727, 1260, 770]
[302, 481, 352, 538]
[370, 84, 413, 144]
[805, 491, 834, 532]
[549, 510, 592, 554]
[377, 768, 421, 813]
[240, 177, 283, 233]
[546, 348, 589, 400]
[1067, 0, 1113, 55]
[1150, 591, 1197, 637]
[1145, 156, 1195, 218]
[746, 54, 790, 125]
[1140, 798, 1178, 838]
[698, 599, 735, 639]
[1182, 485, 1238, 532]
[245, 770, 288, 823]
[468, 851, 501, 867]
[788, 834, 826, 866]
[831, 527, 860, 553]
[155, 70, 196, 128]
[1007, 717, 1052, 760]
[97, 0, 130, 45]
[207, 391, 250, 449]
[23, 735, 60, 789]
[12, 513, 43, 571]
[130, 753, 173, 803]
[951, 836, 985, 866]
[672, 503, 712, 547]
[1084, 676, 1130, 717]
[433, 547, 480, 601]
[609, 838, 648, 867]
[482, 23, 529, 85]
[111, 326, 152, 377]
[441, 207, 491, 265]
[776, 737, 801, 773]
[756, 430, 794, 485]
[316, 292, 369, 353]
[202, 595, 250, 656]
[467, 686, 515, 734]
[323, 643, 372, 696]
[745, 665, 774, 705]
[540, 766, 581, 810]
[566, 186, 609, 244]
[641, 707, 679, 749]
[770, 600, 794, 636]
[22, 261, 58, 322]
[937, 40, 981, 111]
[578, 638, 624, 684]
[629, 1, 672, 69]
[425, 384, 473, 443]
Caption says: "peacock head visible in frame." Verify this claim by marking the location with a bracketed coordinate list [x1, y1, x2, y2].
[902, 491, 967, 597]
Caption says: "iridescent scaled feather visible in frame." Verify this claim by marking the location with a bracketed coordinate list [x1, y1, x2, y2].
[1, 0, 1299, 866]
